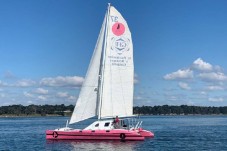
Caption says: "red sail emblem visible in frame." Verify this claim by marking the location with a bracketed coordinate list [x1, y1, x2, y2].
[112, 23, 125, 36]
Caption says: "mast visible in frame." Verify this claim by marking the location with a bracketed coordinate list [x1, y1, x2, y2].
[97, 4, 111, 120]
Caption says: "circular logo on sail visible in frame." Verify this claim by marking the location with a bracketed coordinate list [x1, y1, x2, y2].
[111, 37, 130, 55]
[112, 23, 125, 36]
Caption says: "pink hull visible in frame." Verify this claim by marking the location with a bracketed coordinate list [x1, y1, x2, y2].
[139, 129, 155, 137]
[46, 129, 153, 141]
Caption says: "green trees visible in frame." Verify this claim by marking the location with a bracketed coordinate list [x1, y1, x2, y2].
[0, 104, 74, 116]
[133, 105, 227, 115]
[0, 104, 227, 116]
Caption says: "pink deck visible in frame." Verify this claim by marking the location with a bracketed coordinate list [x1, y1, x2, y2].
[46, 129, 154, 141]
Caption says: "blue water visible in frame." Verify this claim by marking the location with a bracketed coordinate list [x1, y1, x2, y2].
[0, 116, 227, 150]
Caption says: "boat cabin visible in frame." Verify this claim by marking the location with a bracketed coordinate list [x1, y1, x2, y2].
[84, 118, 140, 130]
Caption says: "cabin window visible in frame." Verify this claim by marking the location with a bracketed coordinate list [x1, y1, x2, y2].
[104, 122, 110, 127]
[95, 123, 99, 127]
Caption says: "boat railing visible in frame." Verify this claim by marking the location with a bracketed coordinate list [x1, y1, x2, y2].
[113, 117, 143, 130]
[135, 121, 143, 129]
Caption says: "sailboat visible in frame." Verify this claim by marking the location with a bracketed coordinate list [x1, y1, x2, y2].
[46, 4, 154, 141]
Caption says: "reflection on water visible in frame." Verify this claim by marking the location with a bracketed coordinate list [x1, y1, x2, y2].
[71, 140, 138, 151]
[46, 140, 140, 151]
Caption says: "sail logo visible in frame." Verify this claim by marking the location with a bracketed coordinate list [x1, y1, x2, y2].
[111, 37, 130, 55]
[112, 22, 125, 36]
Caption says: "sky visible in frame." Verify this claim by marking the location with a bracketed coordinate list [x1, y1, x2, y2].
[1, 0, 227, 107]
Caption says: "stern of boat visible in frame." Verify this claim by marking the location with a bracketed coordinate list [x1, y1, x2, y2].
[137, 128, 154, 137]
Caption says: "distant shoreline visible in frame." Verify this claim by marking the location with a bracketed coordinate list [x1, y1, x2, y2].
[1, 105, 227, 117]
[0, 114, 68, 118]
[1, 114, 227, 118]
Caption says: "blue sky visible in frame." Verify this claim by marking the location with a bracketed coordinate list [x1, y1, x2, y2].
[1, 0, 227, 106]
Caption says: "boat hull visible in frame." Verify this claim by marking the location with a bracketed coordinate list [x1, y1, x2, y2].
[138, 128, 155, 137]
[46, 129, 147, 141]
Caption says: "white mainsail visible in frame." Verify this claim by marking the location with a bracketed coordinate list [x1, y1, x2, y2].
[99, 6, 134, 118]
[70, 5, 133, 124]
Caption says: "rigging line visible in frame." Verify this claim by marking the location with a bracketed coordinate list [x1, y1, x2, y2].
[98, 4, 111, 119]
[95, 11, 107, 118]
[110, 38, 113, 117]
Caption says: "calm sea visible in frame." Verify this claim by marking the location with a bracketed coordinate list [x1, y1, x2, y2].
[0, 116, 227, 151]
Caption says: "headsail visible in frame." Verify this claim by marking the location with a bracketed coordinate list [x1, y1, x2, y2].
[99, 6, 134, 118]
[69, 12, 107, 124]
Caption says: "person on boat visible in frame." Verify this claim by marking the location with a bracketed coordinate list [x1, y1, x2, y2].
[113, 116, 120, 128]
[115, 116, 119, 123]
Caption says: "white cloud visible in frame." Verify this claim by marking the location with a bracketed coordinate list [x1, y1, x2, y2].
[0, 75, 84, 105]
[164, 58, 226, 82]
[200, 91, 207, 95]
[0, 93, 5, 98]
[40, 76, 84, 87]
[192, 58, 213, 71]
[56, 92, 77, 102]
[134, 96, 143, 100]
[162, 58, 227, 105]
[167, 95, 178, 101]
[35, 88, 48, 94]
[38, 95, 46, 101]
[178, 82, 191, 90]
[206, 85, 224, 91]
[57, 92, 69, 98]
[164, 69, 193, 80]
[208, 97, 224, 102]
[24, 91, 34, 98]
[15, 79, 36, 87]
[214, 65, 223, 72]
[27, 101, 33, 104]
[0, 79, 36, 87]
[68, 96, 77, 100]
[198, 72, 227, 82]
[0, 80, 8, 87]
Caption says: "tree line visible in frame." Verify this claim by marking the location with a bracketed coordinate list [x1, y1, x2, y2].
[0, 104, 74, 116]
[0, 104, 227, 116]
[133, 105, 227, 115]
